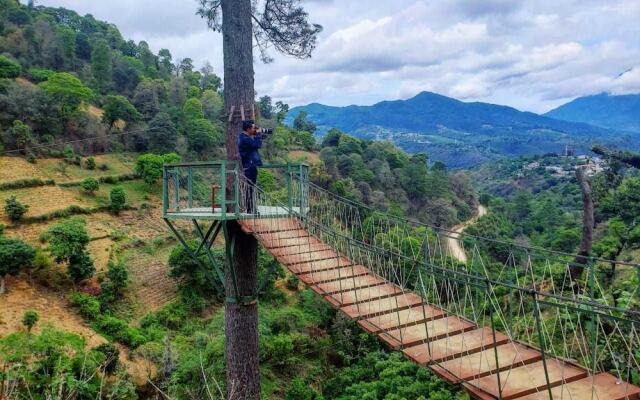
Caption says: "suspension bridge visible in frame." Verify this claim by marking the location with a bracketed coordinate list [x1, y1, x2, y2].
[162, 161, 640, 400]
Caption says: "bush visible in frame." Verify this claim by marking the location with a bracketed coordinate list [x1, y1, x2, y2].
[0, 55, 20, 79]
[69, 291, 101, 319]
[85, 157, 96, 170]
[99, 163, 110, 171]
[27, 67, 54, 83]
[5, 196, 28, 222]
[95, 315, 146, 348]
[286, 274, 300, 291]
[135, 153, 180, 184]
[45, 218, 90, 263]
[81, 177, 99, 194]
[21, 310, 38, 332]
[67, 251, 95, 283]
[93, 343, 119, 374]
[0, 178, 54, 191]
[109, 187, 126, 214]
[0, 237, 35, 293]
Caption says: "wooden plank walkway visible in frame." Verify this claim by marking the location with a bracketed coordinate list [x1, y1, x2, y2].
[239, 218, 640, 400]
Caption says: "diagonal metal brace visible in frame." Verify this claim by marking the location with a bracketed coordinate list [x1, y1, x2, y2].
[163, 218, 223, 292]
[192, 219, 226, 286]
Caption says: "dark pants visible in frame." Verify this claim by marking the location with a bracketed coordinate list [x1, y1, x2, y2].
[244, 167, 258, 213]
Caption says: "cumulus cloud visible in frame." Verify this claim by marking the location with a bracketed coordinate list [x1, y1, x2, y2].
[35, 0, 640, 112]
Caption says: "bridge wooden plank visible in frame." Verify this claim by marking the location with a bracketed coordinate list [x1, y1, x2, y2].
[297, 265, 370, 285]
[464, 359, 588, 400]
[257, 229, 311, 243]
[311, 275, 387, 295]
[403, 327, 510, 365]
[290, 257, 353, 274]
[431, 342, 542, 382]
[324, 283, 403, 307]
[518, 373, 640, 400]
[359, 303, 447, 333]
[341, 292, 424, 319]
[279, 249, 341, 266]
[269, 242, 331, 257]
[239, 218, 301, 233]
[380, 316, 476, 349]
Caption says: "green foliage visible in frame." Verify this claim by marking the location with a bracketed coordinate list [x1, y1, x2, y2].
[81, 177, 100, 194]
[186, 118, 222, 154]
[0, 55, 20, 78]
[101, 95, 141, 128]
[4, 195, 28, 221]
[201, 89, 223, 121]
[11, 119, 31, 150]
[67, 250, 95, 283]
[45, 218, 90, 263]
[21, 310, 38, 332]
[40, 72, 94, 121]
[100, 258, 129, 306]
[0, 237, 34, 292]
[0, 326, 107, 398]
[285, 378, 322, 400]
[95, 315, 147, 348]
[293, 110, 316, 134]
[85, 156, 96, 170]
[183, 97, 205, 121]
[135, 152, 180, 184]
[91, 38, 113, 92]
[148, 112, 178, 153]
[27, 67, 54, 83]
[109, 186, 127, 214]
[94, 342, 120, 375]
[69, 291, 101, 319]
[168, 240, 224, 310]
[0, 178, 55, 190]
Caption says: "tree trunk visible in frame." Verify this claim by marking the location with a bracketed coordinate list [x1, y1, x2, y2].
[221, 0, 260, 399]
[571, 166, 594, 281]
[0, 276, 5, 295]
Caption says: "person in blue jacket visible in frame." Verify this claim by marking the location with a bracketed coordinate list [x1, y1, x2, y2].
[238, 120, 263, 213]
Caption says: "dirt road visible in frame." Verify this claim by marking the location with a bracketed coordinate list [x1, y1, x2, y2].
[446, 205, 487, 263]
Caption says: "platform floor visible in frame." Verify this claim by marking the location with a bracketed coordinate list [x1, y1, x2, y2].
[164, 205, 302, 220]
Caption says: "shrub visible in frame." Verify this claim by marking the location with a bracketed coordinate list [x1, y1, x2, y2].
[21, 310, 39, 332]
[99, 163, 110, 171]
[69, 291, 101, 319]
[0, 55, 20, 79]
[109, 187, 126, 214]
[81, 177, 99, 194]
[93, 343, 119, 374]
[67, 251, 95, 283]
[85, 157, 96, 170]
[4, 196, 28, 221]
[0, 237, 35, 293]
[95, 315, 146, 348]
[45, 218, 90, 263]
[286, 274, 300, 291]
[27, 67, 54, 83]
[0, 178, 54, 190]
[135, 153, 180, 184]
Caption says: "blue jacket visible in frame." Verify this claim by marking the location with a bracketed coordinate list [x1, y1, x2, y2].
[238, 132, 263, 169]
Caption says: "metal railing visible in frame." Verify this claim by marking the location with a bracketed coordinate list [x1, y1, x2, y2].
[162, 160, 309, 220]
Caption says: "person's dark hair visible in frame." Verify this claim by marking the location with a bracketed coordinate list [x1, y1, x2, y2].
[242, 120, 255, 132]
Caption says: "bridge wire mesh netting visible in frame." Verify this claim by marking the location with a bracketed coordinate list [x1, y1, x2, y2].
[237, 172, 640, 399]
[162, 162, 639, 399]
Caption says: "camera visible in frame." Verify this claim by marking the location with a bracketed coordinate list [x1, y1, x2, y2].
[256, 127, 273, 135]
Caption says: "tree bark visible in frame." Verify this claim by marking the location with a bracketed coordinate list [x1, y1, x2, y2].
[0, 276, 5, 295]
[571, 166, 594, 281]
[221, 0, 260, 399]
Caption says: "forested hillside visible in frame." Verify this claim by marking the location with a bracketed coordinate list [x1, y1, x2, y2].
[0, 1, 474, 398]
[287, 91, 638, 168]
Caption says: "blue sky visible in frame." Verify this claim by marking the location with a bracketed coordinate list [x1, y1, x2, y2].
[34, 0, 640, 113]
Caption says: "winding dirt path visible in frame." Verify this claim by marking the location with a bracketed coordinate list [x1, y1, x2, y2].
[447, 205, 487, 263]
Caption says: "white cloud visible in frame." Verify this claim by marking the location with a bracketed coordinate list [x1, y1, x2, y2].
[33, 0, 640, 112]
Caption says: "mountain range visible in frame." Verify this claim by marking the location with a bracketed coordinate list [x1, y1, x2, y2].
[287, 91, 640, 168]
[545, 92, 640, 133]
